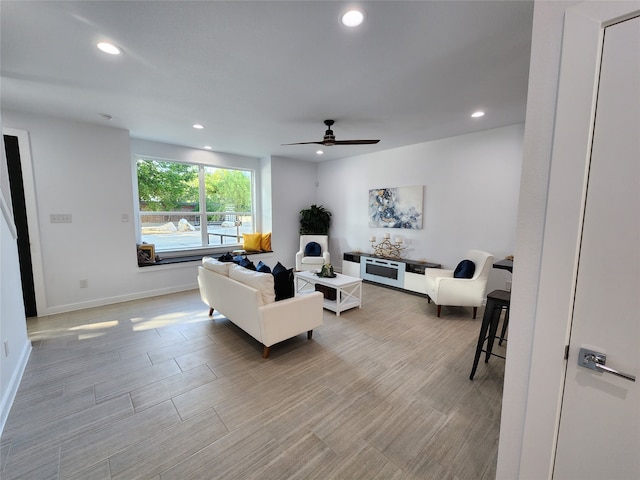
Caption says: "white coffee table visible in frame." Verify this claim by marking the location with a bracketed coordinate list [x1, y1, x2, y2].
[294, 270, 362, 316]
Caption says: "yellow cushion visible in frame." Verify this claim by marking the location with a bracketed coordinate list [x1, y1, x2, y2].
[243, 233, 262, 251]
[260, 232, 272, 251]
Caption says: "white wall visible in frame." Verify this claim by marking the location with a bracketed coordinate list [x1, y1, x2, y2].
[1, 111, 266, 315]
[0, 125, 31, 433]
[0, 111, 320, 316]
[317, 124, 523, 292]
[496, 2, 579, 479]
[269, 155, 318, 265]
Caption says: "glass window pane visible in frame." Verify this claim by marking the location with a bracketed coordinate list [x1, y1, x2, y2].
[136, 159, 254, 254]
[137, 159, 198, 212]
[140, 212, 202, 252]
[203, 167, 253, 243]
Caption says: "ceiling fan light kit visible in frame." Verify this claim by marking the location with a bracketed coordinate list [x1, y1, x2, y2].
[283, 119, 380, 147]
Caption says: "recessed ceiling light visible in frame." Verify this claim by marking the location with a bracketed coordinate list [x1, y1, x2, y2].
[341, 9, 364, 27]
[204, 145, 212, 150]
[97, 42, 121, 55]
[192, 124, 204, 129]
[471, 111, 485, 118]
[316, 150, 324, 155]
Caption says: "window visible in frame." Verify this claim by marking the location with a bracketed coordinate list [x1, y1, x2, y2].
[136, 157, 254, 254]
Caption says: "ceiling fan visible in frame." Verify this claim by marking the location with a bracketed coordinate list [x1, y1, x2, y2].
[282, 120, 380, 147]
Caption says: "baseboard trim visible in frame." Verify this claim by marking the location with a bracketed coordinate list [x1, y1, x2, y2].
[42, 282, 198, 316]
[0, 339, 32, 436]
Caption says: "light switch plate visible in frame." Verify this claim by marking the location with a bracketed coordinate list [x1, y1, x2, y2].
[50, 214, 72, 223]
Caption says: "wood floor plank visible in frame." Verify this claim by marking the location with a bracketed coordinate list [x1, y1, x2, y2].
[1, 283, 504, 479]
[93, 359, 182, 403]
[63, 353, 152, 394]
[244, 430, 338, 480]
[6, 394, 133, 459]
[109, 408, 228, 480]
[3, 387, 95, 437]
[319, 439, 405, 480]
[0, 445, 61, 480]
[129, 364, 217, 412]
[59, 400, 180, 478]
[170, 371, 257, 420]
[66, 460, 112, 480]
[159, 421, 278, 480]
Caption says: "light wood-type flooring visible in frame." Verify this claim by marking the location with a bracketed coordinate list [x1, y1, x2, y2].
[1, 282, 506, 479]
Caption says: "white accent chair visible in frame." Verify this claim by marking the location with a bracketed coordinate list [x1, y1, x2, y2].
[424, 249, 494, 318]
[295, 235, 330, 271]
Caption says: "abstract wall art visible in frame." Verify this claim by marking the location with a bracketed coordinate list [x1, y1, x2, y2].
[368, 186, 423, 229]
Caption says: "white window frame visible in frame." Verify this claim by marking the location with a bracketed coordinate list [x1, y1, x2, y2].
[134, 156, 256, 257]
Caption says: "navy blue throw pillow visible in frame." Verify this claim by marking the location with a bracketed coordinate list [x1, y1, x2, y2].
[218, 252, 234, 262]
[239, 257, 256, 271]
[256, 261, 271, 273]
[453, 259, 475, 279]
[304, 242, 321, 257]
[272, 262, 294, 301]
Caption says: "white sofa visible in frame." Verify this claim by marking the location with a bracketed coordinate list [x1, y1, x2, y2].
[197, 257, 323, 358]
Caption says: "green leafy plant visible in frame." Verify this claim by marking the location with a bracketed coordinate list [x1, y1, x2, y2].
[299, 204, 332, 235]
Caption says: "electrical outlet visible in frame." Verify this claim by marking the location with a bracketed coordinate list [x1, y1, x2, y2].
[3, 340, 9, 357]
[506, 281, 512, 292]
[80, 279, 88, 288]
[50, 213, 72, 223]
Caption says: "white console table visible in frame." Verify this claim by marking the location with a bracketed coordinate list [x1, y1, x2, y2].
[342, 252, 441, 295]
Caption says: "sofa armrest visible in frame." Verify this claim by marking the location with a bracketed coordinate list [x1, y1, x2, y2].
[259, 291, 324, 347]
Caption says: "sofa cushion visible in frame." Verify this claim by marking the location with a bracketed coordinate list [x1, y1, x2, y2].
[272, 262, 295, 301]
[243, 233, 262, 251]
[453, 259, 476, 279]
[260, 232, 272, 251]
[304, 241, 321, 257]
[228, 264, 275, 305]
[301, 256, 325, 265]
[202, 257, 230, 276]
[256, 261, 271, 273]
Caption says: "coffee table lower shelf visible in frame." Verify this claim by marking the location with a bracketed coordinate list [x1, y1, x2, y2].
[294, 271, 362, 316]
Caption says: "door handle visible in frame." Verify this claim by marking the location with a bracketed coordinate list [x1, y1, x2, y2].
[578, 348, 636, 382]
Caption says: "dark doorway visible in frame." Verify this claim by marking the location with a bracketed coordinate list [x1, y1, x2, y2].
[4, 134, 37, 317]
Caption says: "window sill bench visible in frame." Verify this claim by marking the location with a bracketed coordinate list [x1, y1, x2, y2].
[137, 251, 274, 269]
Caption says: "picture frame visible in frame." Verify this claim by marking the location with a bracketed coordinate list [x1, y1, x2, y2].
[368, 185, 423, 229]
[137, 243, 155, 265]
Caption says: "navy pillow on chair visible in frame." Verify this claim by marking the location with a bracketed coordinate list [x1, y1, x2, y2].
[304, 241, 322, 257]
[453, 259, 475, 279]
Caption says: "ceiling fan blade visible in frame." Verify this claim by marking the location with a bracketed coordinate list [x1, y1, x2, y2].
[333, 139, 380, 145]
[282, 120, 380, 147]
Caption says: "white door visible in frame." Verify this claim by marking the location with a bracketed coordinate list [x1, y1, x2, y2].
[553, 15, 639, 479]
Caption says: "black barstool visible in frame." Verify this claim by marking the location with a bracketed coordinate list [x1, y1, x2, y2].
[469, 289, 511, 380]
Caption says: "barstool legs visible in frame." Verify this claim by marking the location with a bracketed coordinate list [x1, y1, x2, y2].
[470, 290, 511, 380]
[499, 306, 510, 345]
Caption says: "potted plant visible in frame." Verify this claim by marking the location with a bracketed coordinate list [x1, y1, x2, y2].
[299, 204, 332, 235]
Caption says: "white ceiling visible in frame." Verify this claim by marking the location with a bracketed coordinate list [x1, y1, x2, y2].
[1, 1, 533, 162]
